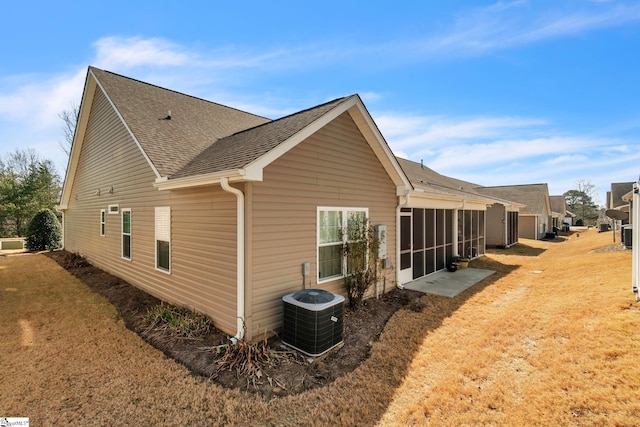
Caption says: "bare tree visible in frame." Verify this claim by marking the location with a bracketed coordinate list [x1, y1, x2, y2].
[58, 102, 80, 155]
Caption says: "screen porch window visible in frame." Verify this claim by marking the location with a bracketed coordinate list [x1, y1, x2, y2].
[122, 209, 131, 260]
[155, 207, 171, 273]
[318, 207, 368, 282]
[457, 209, 485, 258]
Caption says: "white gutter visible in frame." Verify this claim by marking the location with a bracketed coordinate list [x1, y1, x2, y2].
[632, 182, 639, 298]
[396, 190, 411, 290]
[154, 169, 249, 191]
[220, 177, 245, 343]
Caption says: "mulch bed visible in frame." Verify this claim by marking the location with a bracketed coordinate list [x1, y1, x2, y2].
[45, 250, 421, 398]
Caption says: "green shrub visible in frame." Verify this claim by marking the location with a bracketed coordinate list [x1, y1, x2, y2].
[575, 219, 584, 226]
[25, 209, 62, 251]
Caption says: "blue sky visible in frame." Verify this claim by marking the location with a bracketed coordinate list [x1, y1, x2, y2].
[1, 0, 639, 205]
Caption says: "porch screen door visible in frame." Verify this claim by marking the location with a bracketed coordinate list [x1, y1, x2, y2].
[399, 210, 412, 284]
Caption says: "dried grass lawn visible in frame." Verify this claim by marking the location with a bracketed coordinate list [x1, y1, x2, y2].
[2, 228, 640, 426]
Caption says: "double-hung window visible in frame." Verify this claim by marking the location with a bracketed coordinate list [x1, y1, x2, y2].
[155, 207, 171, 273]
[100, 209, 106, 236]
[122, 208, 131, 260]
[318, 207, 368, 282]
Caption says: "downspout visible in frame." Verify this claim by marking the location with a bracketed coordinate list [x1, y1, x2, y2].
[396, 190, 411, 290]
[220, 177, 245, 344]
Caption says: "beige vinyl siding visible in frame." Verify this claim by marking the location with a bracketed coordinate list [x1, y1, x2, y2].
[247, 111, 398, 336]
[63, 89, 238, 335]
[519, 215, 537, 240]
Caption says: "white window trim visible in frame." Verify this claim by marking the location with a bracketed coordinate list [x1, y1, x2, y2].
[155, 206, 171, 274]
[108, 204, 119, 214]
[100, 209, 106, 237]
[317, 207, 368, 284]
[121, 208, 131, 261]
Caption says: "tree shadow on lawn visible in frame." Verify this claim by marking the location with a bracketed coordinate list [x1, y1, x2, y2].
[43, 250, 520, 424]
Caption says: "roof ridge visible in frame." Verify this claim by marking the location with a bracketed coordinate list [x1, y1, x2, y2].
[224, 95, 352, 138]
[89, 66, 270, 121]
[477, 183, 548, 189]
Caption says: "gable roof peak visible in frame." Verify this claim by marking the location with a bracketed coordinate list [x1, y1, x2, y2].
[88, 66, 272, 177]
[89, 66, 269, 121]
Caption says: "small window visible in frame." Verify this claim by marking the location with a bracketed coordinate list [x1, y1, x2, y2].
[122, 208, 131, 260]
[108, 204, 119, 214]
[155, 207, 171, 273]
[100, 209, 106, 236]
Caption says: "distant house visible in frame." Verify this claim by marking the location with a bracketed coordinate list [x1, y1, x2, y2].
[607, 182, 634, 222]
[476, 184, 552, 240]
[549, 195, 568, 229]
[60, 67, 525, 341]
[564, 210, 577, 226]
[395, 159, 522, 262]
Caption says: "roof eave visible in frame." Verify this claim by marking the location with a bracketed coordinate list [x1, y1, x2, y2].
[154, 168, 259, 190]
[409, 188, 495, 205]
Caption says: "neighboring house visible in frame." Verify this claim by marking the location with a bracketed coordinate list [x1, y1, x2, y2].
[59, 67, 525, 340]
[564, 210, 576, 226]
[608, 182, 634, 210]
[476, 184, 552, 240]
[395, 159, 522, 283]
[549, 195, 568, 229]
[608, 182, 634, 223]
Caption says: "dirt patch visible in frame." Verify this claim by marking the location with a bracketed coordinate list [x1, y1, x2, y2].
[592, 243, 628, 253]
[45, 250, 421, 398]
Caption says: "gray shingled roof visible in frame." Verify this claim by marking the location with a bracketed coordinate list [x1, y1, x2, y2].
[476, 184, 549, 215]
[172, 96, 351, 178]
[397, 158, 516, 204]
[610, 182, 634, 208]
[549, 195, 566, 216]
[91, 67, 271, 177]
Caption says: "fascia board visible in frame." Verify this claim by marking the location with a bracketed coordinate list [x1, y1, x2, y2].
[154, 169, 247, 190]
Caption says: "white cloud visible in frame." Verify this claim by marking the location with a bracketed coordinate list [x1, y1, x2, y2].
[0, 69, 85, 128]
[360, 92, 383, 102]
[413, 1, 640, 57]
[544, 154, 589, 165]
[373, 106, 638, 203]
[93, 37, 192, 70]
[375, 113, 546, 151]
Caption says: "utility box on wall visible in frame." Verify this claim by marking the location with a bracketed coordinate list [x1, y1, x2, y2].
[374, 224, 387, 259]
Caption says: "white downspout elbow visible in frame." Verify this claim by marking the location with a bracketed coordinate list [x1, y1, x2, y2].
[220, 177, 245, 343]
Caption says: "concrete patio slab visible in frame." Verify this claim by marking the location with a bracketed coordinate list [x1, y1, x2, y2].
[402, 268, 496, 297]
